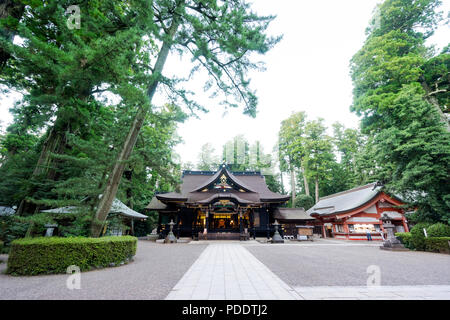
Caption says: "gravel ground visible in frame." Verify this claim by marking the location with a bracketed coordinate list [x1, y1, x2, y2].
[245, 241, 450, 287]
[0, 241, 207, 300]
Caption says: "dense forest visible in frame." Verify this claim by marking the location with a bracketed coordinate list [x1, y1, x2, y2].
[0, 0, 448, 244]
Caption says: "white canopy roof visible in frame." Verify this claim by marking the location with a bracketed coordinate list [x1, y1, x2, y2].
[41, 198, 147, 220]
[0, 206, 16, 216]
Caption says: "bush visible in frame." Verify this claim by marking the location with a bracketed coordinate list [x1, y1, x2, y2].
[0, 240, 3, 253]
[0, 216, 29, 251]
[294, 194, 314, 210]
[427, 223, 450, 238]
[424, 237, 450, 254]
[395, 232, 412, 249]
[410, 222, 433, 251]
[7, 236, 137, 276]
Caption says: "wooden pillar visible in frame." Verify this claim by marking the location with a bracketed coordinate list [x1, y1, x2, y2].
[176, 211, 180, 239]
[131, 218, 135, 236]
[402, 217, 409, 232]
[239, 207, 243, 234]
[157, 213, 162, 234]
[266, 207, 270, 239]
[252, 208, 256, 239]
[205, 206, 210, 232]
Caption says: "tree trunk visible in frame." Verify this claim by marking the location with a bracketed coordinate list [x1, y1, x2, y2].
[90, 16, 181, 237]
[279, 170, 285, 194]
[290, 163, 295, 208]
[421, 81, 450, 132]
[301, 165, 310, 196]
[0, 0, 25, 71]
[16, 126, 67, 215]
[315, 176, 319, 204]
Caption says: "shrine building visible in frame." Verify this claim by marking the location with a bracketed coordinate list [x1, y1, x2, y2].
[306, 183, 410, 240]
[147, 165, 294, 240]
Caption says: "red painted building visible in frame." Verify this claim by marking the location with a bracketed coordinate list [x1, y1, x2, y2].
[306, 183, 409, 241]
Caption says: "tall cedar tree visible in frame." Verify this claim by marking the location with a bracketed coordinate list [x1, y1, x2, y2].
[278, 111, 309, 206]
[92, 0, 280, 236]
[350, 0, 450, 223]
[0, 1, 157, 215]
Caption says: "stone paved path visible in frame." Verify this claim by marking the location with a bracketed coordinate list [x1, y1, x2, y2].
[293, 285, 450, 300]
[165, 243, 301, 300]
[166, 242, 450, 300]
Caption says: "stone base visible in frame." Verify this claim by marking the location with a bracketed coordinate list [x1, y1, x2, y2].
[380, 245, 409, 251]
[164, 234, 177, 243]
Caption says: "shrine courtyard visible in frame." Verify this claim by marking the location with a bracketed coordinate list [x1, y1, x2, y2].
[1, 239, 450, 300]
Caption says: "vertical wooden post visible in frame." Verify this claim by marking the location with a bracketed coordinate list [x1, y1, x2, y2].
[176, 211, 180, 239]
[239, 207, 243, 234]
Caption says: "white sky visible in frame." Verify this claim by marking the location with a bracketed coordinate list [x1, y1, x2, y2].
[1, 0, 449, 168]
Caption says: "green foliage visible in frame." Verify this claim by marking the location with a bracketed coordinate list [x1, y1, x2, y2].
[294, 194, 314, 210]
[397, 227, 450, 253]
[0, 216, 29, 250]
[427, 223, 450, 237]
[350, 0, 450, 223]
[410, 222, 433, 250]
[197, 143, 220, 171]
[424, 237, 450, 254]
[303, 119, 335, 200]
[134, 211, 158, 237]
[0, 240, 3, 253]
[395, 232, 412, 249]
[7, 236, 137, 275]
[395, 232, 414, 250]
[278, 111, 308, 173]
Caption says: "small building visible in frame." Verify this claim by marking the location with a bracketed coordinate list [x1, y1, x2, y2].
[147, 165, 290, 240]
[41, 198, 147, 236]
[273, 207, 315, 238]
[306, 183, 409, 241]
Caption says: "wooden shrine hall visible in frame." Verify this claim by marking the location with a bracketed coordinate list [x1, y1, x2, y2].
[147, 165, 292, 240]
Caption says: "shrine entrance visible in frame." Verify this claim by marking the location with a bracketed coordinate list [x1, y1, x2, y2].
[209, 213, 239, 233]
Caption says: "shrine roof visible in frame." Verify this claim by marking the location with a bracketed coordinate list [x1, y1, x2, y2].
[274, 207, 315, 221]
[151, 165, 289, 206]
[307, 183, 383, 216]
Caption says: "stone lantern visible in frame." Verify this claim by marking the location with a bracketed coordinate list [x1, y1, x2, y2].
[380, 213, 407, 251]
[271, 220, 284, 243]
[165, 219, 177, 243]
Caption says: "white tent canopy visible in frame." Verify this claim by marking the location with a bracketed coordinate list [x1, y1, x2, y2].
[41, 198, 147, 220]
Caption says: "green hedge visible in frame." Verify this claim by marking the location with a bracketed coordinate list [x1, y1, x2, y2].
[0, 240, 3, 253]
[427, 223, 450, 237]
[7, 236, 137, 276]
[424, 237, 450, 254]
[410, 222, 433, 251]
[395, 232, 412, 249]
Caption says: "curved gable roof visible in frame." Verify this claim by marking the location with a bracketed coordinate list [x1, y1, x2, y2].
[152, 166, 290, 206]
[189, 165, 257, 193]
[307, 183, 382, 216]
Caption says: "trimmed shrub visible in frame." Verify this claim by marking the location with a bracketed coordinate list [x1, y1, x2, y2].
[294, 194, 314, 211]
[395, 232, 412, 249]
[7, 236, 137, 276]
[427, 223, 450, 238]
[424, 237, 450, 254]
[410, 222, 432, 251]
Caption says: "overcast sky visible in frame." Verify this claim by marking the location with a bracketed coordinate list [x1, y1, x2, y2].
[1, 0, 448, 168]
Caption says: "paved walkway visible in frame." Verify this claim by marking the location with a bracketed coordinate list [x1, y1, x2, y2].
[293, 285, 450, 300]
[166, 242, 450, 300]
[165, 244, 301, 300]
